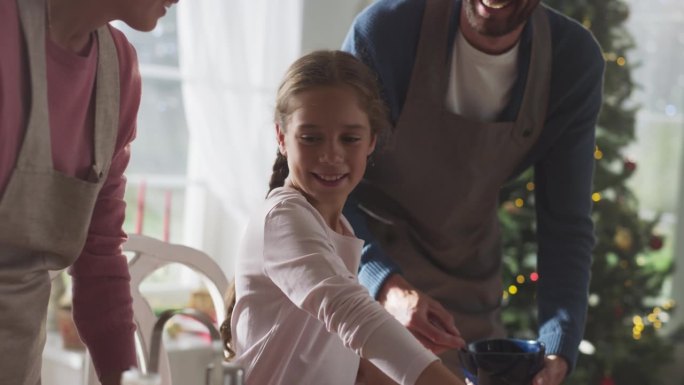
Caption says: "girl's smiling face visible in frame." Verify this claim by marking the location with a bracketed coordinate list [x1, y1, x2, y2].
[277, 85, 376, 211]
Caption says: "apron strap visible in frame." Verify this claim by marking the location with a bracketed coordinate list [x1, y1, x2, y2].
[92, 26, 120, 179]
[16, 0, 52, 170]
[513, 6, 552, 140]
[16, 0, 120, 179]
[406, 0, 455, 105]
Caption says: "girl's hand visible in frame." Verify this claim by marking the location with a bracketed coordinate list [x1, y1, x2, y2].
[378, 274, 465, 354]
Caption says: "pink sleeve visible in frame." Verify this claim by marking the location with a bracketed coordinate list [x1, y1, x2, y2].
[263, 198, 438, 385]
[69, 26, 140, 379]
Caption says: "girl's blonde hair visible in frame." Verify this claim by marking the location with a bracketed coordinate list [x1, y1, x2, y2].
[221, 50, 389, 359]
[268, 49, 390, 191]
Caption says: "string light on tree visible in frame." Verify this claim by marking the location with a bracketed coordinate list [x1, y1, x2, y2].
[632, 315, 644, 340]
[588, 293, 600, 307]
[594, 146, 604, 160]
[578, 340, 596, 355]
[508, 285, 518, 295]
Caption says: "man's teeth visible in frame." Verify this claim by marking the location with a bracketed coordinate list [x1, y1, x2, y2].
[481, 0, 514, 9]
[317, 174, 344, 181]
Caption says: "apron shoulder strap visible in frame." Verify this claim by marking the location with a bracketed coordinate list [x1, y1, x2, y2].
[514, 6, 552, 140]
[16, 0, 52, 170]
[407, 0, 456, 104]
[91, 25, 120, 180]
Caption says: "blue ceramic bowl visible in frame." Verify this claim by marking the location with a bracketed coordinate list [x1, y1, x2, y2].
[458, 338, 545, 385]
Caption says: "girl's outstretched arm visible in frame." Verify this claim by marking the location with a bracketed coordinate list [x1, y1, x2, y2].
[357, 358, 399, 385]
[357, 357, 466, 385]
[415, 361, 465, 385]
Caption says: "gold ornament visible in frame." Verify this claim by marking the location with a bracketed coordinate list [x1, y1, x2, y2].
[614, 226, 633, 252]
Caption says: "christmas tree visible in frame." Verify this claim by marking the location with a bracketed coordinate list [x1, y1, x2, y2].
[499, 1, 680, 384]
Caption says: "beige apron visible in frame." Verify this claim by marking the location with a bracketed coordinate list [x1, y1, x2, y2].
[357, 0, 551, 370]
[0, 0, 119, 383]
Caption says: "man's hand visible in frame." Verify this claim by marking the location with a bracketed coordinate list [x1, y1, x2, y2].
[378, 274, 465, 354]
[533, 355, 569, 385]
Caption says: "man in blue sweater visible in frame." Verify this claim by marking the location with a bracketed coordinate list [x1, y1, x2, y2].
[342, 1, 604, 384]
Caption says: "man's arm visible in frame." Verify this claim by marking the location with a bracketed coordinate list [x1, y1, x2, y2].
[70, 139, 137, 383]
[533, 20, 605, 373]
[342, 194, 402, 298]
[70, 30, 141, 384]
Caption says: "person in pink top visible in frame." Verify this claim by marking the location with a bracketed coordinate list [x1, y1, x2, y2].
[220, 50, 467, 385]
[0, 0, 179, 384]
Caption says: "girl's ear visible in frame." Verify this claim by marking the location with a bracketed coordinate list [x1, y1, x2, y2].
[275, 123, 287, 156]
[367, 132, 377, 157]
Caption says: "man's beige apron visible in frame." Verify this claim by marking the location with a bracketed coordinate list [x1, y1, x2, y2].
[357, 0, 551, 370]
[0, 0, 119, 383]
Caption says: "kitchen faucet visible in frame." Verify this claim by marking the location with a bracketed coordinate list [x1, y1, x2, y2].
[124, 308, 244, 385]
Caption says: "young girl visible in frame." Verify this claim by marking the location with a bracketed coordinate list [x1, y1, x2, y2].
[221, 50, 467, 385]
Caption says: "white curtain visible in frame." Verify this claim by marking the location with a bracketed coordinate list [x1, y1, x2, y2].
[176, 0, 303, 273]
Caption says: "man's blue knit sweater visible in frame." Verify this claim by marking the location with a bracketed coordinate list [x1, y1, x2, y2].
[342, 0, 605, 368]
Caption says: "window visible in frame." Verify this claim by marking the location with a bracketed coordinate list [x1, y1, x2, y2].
[114, 10, 199, 302]
[113, 9, 188, 246]
[624, 1, 684, 302]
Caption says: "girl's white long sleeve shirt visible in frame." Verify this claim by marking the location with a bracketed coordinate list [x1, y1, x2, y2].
[231, 187, 438, 385]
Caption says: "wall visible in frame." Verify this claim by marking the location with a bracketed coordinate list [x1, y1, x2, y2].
[300, 0, 373, 52]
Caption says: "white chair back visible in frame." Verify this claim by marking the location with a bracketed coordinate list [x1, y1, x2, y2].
[84, 234, 229, 385]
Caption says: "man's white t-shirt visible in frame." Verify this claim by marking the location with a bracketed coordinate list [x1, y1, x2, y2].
[446, 31, 520, 122]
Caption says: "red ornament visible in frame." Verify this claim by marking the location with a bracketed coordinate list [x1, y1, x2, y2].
[650, 235, 664, 250]
[601, 376, 615, 385]
[614, 306, 624, 319]
[624, 159, 637, 172]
